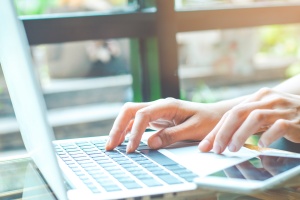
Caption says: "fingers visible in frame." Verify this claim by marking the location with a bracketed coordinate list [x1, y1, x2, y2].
[126, 99, 182, 152]
[106, 102, 150, 150]
[214, 101, 277, 153]
[149, 119, 174, 130]
[200, 101, 296, 154]
[148, 115, 204, 149]
[118, 119, 134, 146]
[106, 98, 183, 153]
[228, 109, 295, 152]
[259, 119, 300, 148]
[198, 112, 228, 152]
[199, 101, 273, 154]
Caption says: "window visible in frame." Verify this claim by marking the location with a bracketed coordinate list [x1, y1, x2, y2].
[1, 0, 300, 156]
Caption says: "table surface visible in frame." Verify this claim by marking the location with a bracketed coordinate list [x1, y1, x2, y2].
[1, 148, 300, 200]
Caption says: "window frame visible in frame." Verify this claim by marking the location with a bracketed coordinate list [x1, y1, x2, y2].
[21, 0, 300, 101]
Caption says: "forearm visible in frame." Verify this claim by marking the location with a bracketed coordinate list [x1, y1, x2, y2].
[209, 74, 300, 115]
[273, 74, 300, 95]
[207, 95, 247, 118]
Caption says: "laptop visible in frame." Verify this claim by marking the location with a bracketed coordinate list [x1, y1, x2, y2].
[0, 1, 259, 199]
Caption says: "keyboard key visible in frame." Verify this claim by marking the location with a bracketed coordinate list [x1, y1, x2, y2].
[59, 155, 69, 159]
[113, 173, 131, 179]
[92, 140, 107, 144]
[136, 160, 153, 165]
[135, 174, 153, 180]
[77, 160, 93, 164]
[61, 143, 76, 147]
[109, 170, 125, 176]
[90, 188, 101, 193]
[80, 163, 97, 168]
[65, 149, 81, 153]
[94, 176, 111, 182]
[64, 161, 76, 165]
[89, 153, 105, 157]
[79, 144, 94, 148]
[78, 175, 89, 181]
[140, 150, 177, 166]
[130, 170, 148, 176]
[98, 163, 116, 168]
[113, 158, 132, 163]
[75, 172, 86, 176]
[139, 163, 158, 168]
[158, 174, 183, 185]
[70, 154, 87, 158]
[86, 170, 103, 175]
[68, 164, 79, 168]
[125, 167, 141, 172]
[95, 160, 112, 165]
[164, 164, 185, 171]
[71, 168, 82, 172]
[141, 178, 163, 187]
[180, 174, 198, 182]
[107, 154, 124, 159]
[85, 150, 100, 154]
[92, 173, 110, 179]
[127, 153, 144, 159]
[120, 163, 137, 169]
[150, 169, 170, 176]
[101, 166, 119, 172]
[102, 185, 122, 192]
[73, 157, 90, 161]
[121, 181, 142, 189]
[117, 176, 134, 183]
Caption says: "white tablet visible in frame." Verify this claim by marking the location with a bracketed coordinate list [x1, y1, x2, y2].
[194, 153, 300, 193]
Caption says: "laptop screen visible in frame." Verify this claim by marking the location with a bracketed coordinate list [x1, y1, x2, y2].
[0, 1, 67, 199]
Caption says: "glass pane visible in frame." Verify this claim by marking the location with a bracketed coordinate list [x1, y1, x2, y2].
[176, 0, 300, 9]
[0, 38, 132, 156]
[177, 24, 300, 102]
[14, 0, 135, 16]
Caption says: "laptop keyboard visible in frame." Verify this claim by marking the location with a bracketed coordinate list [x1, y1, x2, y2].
[54, 138, 198, 194]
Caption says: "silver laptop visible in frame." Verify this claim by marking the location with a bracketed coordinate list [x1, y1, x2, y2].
[0, 1, 256, 199]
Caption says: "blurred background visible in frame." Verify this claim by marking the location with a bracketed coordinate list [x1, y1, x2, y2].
[1, 0, 300, 157]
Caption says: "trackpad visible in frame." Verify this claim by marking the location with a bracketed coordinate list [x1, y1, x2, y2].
[159, 141, 259, 176]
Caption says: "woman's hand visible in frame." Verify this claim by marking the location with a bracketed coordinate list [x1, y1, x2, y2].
[199, 88, 300, 154]
[106, 98, 222, 153]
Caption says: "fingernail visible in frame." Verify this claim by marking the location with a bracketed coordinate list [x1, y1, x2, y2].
[228, 143, 236, 152]
[149, 136, 162, 149]
[198, 139, 210, 152]
[126, 141, 134, 153]
[258, 140, 265, 148]
[213, 143, 221, 154]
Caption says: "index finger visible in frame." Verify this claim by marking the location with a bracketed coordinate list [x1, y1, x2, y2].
[126, 98, 182, 153]
[106, 102, 150, 150]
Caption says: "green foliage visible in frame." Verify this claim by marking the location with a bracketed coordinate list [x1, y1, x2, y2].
[110, 0, 128, 6]
[191, 82, 217, 103]
[259, 25, 300, 79]
[180, 82, 217, 103]
[285, 62, 300, 78]
[14, 0, 58, 15]
[259, 25, 300, 57]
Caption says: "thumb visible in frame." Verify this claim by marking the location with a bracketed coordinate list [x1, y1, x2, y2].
[147, 128, 177, 149]
[147, 118, 202, 149]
